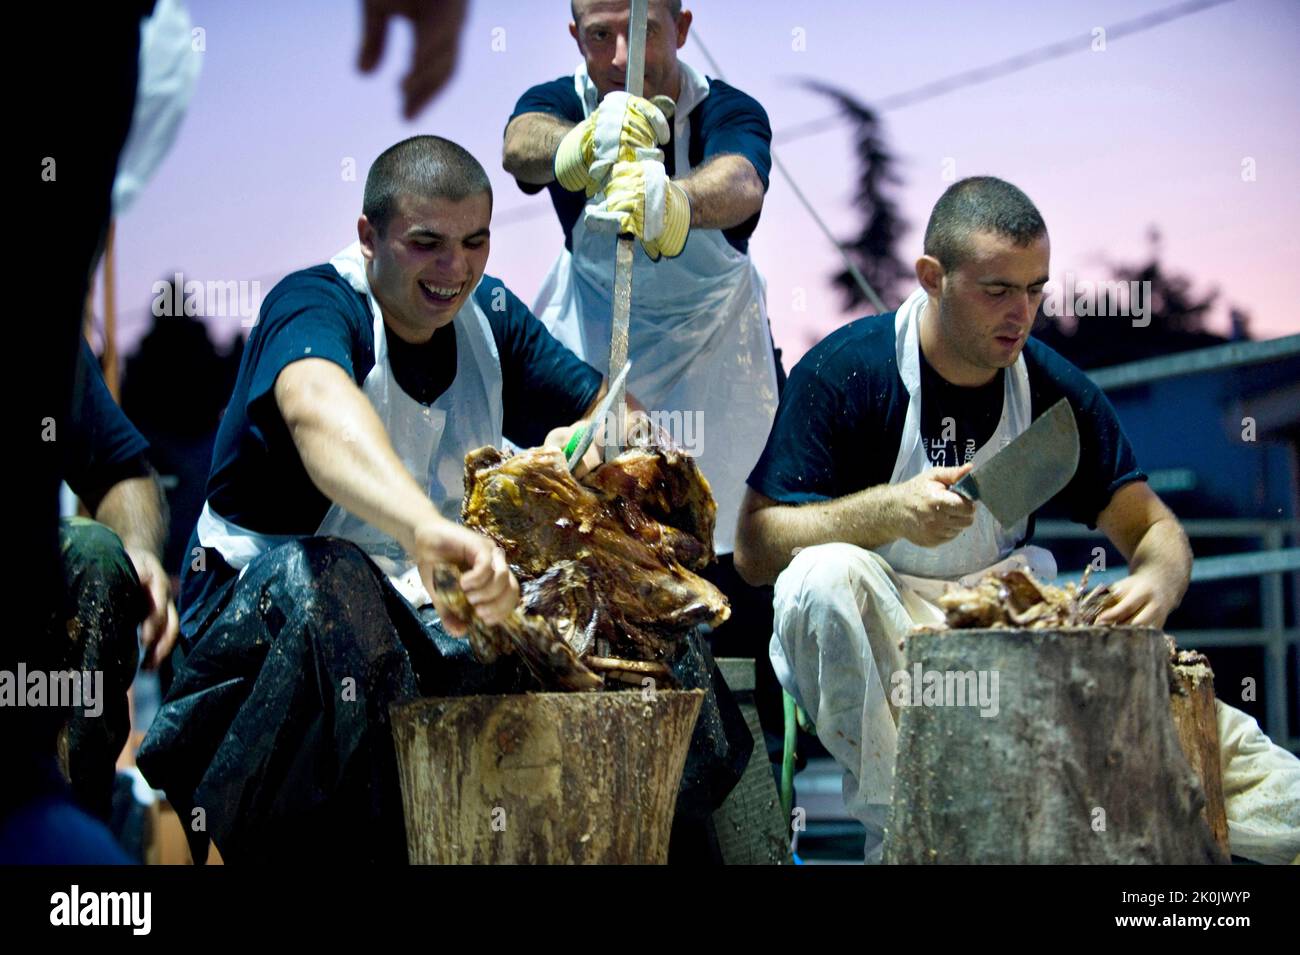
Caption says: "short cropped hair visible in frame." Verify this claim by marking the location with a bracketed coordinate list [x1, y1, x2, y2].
[571, 0, 682, 25]
[362, 135, 492, 236]
[923, 176, 1047, 270]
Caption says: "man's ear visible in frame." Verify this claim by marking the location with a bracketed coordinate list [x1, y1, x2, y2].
[358, 215, 377, 261]
[676, 10, 692, 47]
[916, 254, 944, 299]
[569, 20, 580, 47]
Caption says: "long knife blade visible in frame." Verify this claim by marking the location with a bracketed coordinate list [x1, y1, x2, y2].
[951, 398, 1080, 527]
[565, 360, 632, 471]
[605, 0, 649, 463]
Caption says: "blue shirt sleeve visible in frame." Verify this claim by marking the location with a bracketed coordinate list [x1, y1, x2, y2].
[696, 79, 772, 190]
[475, 276, 603, 448]
[747, 316, 907, 505]
[509, 76, 584, 125]
[64, 341, 151, 513]
[747, 346, 846, 505]
[243, 270, 368, 440]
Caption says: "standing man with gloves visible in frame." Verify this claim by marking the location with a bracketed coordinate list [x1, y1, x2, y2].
[502, 0, 781, 565]
[502, 5, 785, 741]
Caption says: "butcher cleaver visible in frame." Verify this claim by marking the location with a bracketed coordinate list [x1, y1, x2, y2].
[951, 397, 1080, 526]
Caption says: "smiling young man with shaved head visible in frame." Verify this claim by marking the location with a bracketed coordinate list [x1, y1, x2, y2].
[135, 136, 623, 864]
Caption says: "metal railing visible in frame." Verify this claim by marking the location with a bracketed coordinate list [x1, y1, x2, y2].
[1086, 334, 1300, 390]
[1052, 337, 1300, 751]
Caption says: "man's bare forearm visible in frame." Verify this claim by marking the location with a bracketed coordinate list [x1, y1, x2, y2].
[503, 112, 575, 185]
[678, 154, 765, 231]
[1128, 515, 1192, 602]
[735, 485, 902, 586]
[95, 473, 168, 559]
[276, 359, 445, 554]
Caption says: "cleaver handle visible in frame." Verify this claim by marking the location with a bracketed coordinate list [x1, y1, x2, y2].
[951, 474, 979, 502]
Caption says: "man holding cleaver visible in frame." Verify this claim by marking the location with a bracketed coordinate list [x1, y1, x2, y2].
[734, 176, 1299, 864]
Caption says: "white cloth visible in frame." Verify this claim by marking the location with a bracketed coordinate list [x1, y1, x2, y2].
[873, 287, 1033, 579]
[112, 0, 200, 217]
[197, 241, 503, 596]
[897, 547, 1058, 605]
[532, 59, 779, 555]
[1217, 701, 1300, 864]
[771, 542, 943, 863]
[772, 543, 1300, 864]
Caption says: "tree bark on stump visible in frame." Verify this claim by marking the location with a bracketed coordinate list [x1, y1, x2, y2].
[1168, 652, 1230, 856]
[882, 627, 1227, 864]
[390, 689, 703, 864]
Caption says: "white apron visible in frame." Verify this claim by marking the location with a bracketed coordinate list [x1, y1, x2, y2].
[197, 241, 503, 591]
[874, 286, 1054, 587]
[532, 60, 780, 555]
[112, 0, 201, 217]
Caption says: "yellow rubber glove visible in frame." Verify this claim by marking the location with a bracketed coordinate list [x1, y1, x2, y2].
[588, 159, 691, 260]
[553, 92, 672, 195]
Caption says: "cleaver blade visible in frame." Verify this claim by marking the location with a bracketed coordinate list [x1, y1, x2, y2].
[951, 398, 1080, 527]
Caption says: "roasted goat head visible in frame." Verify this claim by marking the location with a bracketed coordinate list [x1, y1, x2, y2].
[461, 445, 729, 673]
[452, 444, 728, 691]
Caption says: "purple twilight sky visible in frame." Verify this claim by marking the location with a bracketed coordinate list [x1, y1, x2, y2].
[106, 0, 1300, 368]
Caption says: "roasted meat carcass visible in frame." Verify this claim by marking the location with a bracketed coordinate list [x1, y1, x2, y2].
[425, 565, 603, 692]
[936, 567, 1119, 630]
[580, 445, 716, 570]
[461, 444, 729, 672]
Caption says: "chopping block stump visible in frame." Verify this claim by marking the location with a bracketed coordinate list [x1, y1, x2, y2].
[390, 689, 704, 864]
[882, 627, 1228, 864]
[1168, 651, 1230, 856]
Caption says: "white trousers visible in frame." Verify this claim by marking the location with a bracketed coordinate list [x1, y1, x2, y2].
[769, 543, 943, 863]
[771, 542, 1300, 865]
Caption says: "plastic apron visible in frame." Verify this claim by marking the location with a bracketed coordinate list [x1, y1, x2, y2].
[873, 286, 1051, 585]
[532, 60, 780, 555]
[197, 241, 503, 588]
[113, 0, 201, 217]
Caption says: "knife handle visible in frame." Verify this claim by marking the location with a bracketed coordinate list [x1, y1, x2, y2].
[564, 423, 593, 471]
[951, 475, 978, 502]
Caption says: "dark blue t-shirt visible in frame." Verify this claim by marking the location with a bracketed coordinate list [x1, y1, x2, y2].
[747, 312, 1146, 532]
[179, 266, 603, 637]
[507, 74, 772, 254]
[65, 342, 151, 514]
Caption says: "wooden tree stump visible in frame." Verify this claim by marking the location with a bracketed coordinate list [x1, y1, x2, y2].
[390, 689, 703, 864]
[1168, 650, 1230, 856]
[882, 627, 1227, 864]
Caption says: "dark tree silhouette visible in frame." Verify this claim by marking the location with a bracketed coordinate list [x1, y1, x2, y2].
[806, 82, 912, 314]
[121, 277, 244, 573]
[1033, 228, 1239, 370]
